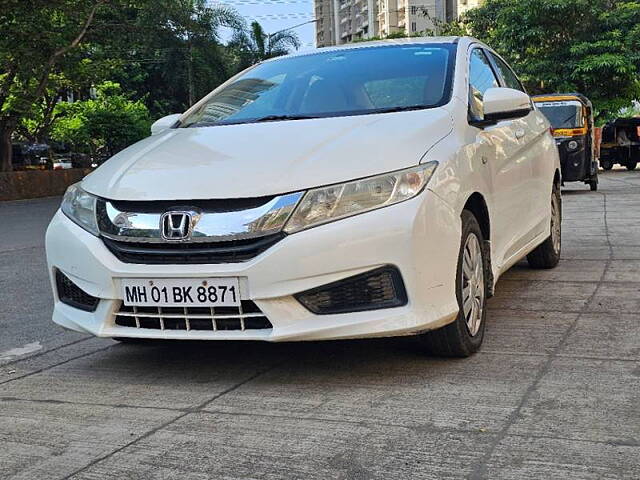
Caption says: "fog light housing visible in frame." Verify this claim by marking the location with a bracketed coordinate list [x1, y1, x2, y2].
[55, 270, 99, 312]
[295, 266, 408, 315]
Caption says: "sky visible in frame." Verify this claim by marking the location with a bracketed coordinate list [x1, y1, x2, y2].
[214, 0, 317, 51]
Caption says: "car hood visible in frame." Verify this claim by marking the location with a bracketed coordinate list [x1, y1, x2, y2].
[83, 108, 453, 200]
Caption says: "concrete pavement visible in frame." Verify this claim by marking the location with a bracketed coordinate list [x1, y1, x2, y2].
[0, 169, 639, 479]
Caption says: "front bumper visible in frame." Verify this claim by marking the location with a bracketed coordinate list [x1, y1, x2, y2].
[45, 190, 461, 341]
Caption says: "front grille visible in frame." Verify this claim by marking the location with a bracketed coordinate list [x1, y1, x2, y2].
[295, 266, 408, 315]
[114, 300, 273, 331]
[55, 270, 99, 312]
[103, 233, 285, 265]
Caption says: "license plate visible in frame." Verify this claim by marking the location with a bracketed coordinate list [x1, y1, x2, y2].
[121, 278, 240, 307]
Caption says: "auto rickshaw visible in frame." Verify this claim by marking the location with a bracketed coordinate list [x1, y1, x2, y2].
[600, 117, 640, 171]
[533, 93, 598, 191]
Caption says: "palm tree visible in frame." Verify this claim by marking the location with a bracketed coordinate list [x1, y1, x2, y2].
[232, 21, 301, 67]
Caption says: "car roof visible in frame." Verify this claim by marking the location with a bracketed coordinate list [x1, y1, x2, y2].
[266, 36, 480, 62]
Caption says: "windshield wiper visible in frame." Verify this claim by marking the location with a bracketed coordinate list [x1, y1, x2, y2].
[254, 114, 320, 123]
[183, 115, 318, 128]
[371, 105, 430, 114]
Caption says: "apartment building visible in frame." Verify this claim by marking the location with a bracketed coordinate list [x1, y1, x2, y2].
[315, 0, 480, 46]
[377, 0, 451, 38]
[315, 0, 379, 46]
[315, 0, 337, 47]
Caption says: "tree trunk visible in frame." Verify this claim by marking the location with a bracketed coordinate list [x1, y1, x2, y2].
[187, 38, 195, 107]
[0, 126, 13, 172]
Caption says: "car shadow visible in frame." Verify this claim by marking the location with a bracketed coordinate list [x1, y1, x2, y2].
[107, 335, 447, 374]
[561, 189, 593, 196]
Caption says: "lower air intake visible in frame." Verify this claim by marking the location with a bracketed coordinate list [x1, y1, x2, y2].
[295, 266, 408, 315]
[55, 270, 99, 312]
[114, 301, 272, 331]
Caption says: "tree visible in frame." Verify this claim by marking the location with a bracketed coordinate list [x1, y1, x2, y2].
[97, 0, 245, 114]
[463, 0, 640, 122]
[51, 81, 151, 159]
[0, 0, 113, 171]
[0, 0, 245, 170]
[230, 21, 300, 69]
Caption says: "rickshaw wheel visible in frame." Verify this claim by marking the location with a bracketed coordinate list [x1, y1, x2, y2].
[589, 180, 598, 191]
[600, 160, 614, 171]
[626, 161, 637, 171]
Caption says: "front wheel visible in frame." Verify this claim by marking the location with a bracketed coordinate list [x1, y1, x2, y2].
[527, 184, 561, 269]
[417, 210, 488, 357]
[626, 161, 637, 171]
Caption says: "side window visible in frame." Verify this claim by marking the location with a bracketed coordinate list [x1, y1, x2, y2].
[468, 49, 500, 121]
[488, 52, 525, 92]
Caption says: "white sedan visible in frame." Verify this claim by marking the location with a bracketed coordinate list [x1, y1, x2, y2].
[46, 37, 561, 356]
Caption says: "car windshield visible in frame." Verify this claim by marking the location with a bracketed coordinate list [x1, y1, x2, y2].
[179, 44, 456, 128]
[536, 101, 584, 129]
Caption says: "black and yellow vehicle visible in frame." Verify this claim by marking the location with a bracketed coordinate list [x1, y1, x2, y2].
[533, 94, 598, 191]
[600, 117, 640, 171]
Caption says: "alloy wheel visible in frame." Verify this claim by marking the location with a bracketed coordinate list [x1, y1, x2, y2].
[461, 233, 485, 337]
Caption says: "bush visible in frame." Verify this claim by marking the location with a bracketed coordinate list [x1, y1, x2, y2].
[51, 82, 152, 159]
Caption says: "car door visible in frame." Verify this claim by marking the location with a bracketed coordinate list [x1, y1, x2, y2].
[467, 47, 531, 270]
[486, 50, 550, 243]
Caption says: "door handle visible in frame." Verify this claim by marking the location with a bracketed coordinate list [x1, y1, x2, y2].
[515, 129, 526, 140]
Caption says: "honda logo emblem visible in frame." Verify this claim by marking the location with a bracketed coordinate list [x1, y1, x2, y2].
[161, 211, 194, 241]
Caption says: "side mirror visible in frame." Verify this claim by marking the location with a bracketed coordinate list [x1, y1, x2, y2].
[483, 87, 532, 123]
[150, 113, 182, 136]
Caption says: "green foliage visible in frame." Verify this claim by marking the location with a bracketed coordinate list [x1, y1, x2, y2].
[229, 21, 300, 69]
[51, 82, 151, 158]
[96, 0, 246, 116]
[618, 103, 640, 118]
[463, 0, 640, 123]
[0, 0, 247, 170]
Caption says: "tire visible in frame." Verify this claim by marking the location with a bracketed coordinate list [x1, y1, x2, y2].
[626, 161, 637, 171]
[600, 159, 613, 171]
[417, 210, 488, 357]
[589, 180, 598, 191]
[527, 183, 561, 269]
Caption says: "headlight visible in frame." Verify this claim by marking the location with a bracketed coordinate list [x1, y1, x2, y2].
[568, 140, 579, 151]
[284, 162, 438, 233]
[61, 183, 99, 236]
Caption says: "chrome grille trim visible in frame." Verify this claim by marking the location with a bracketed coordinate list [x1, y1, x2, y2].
[96, 192, 304, 243]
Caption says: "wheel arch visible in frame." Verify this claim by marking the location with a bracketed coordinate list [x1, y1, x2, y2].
[463, 192, 490, 242]
[462, 192, 494, 297]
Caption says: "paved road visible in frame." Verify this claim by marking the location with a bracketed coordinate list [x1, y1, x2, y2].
[1, 169, 639, 479]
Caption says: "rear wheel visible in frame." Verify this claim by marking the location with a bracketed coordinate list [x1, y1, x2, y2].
[417, 210, 487, 357]
[589, 179, 598, 191]
[600, 159, 614, 171]
[527, 184, 561, 269]
[626, 161, 637, 171]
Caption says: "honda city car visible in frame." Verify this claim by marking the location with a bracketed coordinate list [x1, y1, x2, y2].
[46, 37, 561, 356]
